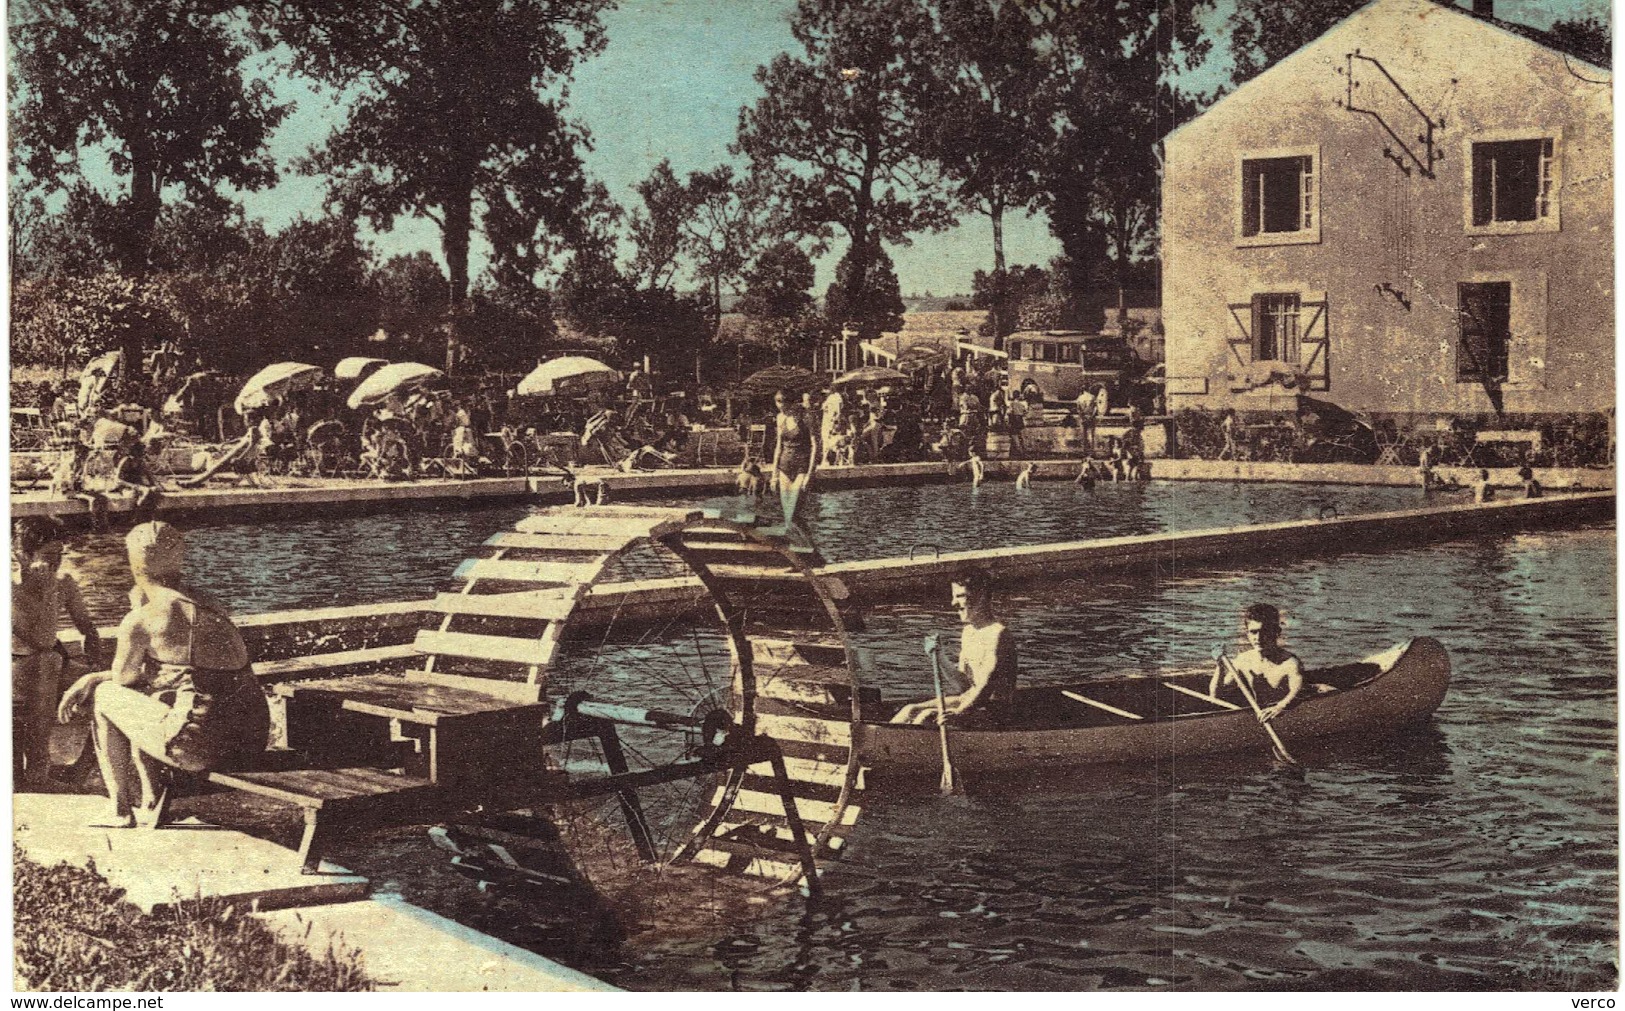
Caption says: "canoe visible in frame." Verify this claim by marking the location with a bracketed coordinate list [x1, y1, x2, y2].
[849, 637, 1450, 776]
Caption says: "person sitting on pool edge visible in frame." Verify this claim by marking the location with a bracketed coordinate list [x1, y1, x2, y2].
[57, 521, 269, 827]
[891, 568, 1018, 728]
[1210, 603, 1304, 722]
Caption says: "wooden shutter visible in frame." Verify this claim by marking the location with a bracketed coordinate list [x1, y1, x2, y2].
[1297, 299, 1330, 391]
[1226, 301, 1254, 367]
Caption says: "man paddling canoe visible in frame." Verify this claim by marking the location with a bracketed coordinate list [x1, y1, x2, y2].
[1211, 603, 1304, 722]
[890, 568, 1018, 728]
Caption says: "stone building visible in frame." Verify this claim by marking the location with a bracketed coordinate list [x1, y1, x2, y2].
[1162, 0, 1612, 422]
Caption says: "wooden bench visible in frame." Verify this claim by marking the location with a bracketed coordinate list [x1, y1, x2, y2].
[207, 766, 440, 872]
[198, 507, 694, 872]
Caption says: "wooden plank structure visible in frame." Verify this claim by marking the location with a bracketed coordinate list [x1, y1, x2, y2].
[197, 505, 870, 894]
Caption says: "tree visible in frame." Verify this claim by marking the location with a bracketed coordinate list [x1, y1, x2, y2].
[11, 0, 288, 373]
[932, 0, 1041, 334]
[683, 166, 765, 338]
[11, 183, 124, 282]
[371, 253, 450, 358]
[627, 159, 699, 291]
[1226, 0, 1361, 84]
[468, 279, 559, 374]
[274, 0, 611, 372]
[1031, 0, 1211, 326]
[971, 263, 1048, 340]
[257, 213, 376, 362]
[824, 242, 905, 339]
[928, 0, 1046, 344]
[10, 271, 182, 374]
[1547, 16, 1611, 68]
[736, 0, 955, 351]
[738, 240, 819, 362]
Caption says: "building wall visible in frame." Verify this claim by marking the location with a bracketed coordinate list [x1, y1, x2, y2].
[1163, 0, 1613, 417]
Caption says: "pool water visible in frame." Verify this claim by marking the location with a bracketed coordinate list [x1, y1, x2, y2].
[45, 481, 1616, 991]
[58, 479, 1435, 625]
[594, 524, 1618, 991]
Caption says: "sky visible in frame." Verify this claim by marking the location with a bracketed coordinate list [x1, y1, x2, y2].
[76, 0, 1620, 298]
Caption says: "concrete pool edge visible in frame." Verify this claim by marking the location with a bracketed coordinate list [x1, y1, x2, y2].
[46, 490, 1615, 668]
[13, 458, 1612, 527]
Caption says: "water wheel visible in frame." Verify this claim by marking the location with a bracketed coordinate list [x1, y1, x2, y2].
[427, 505, 869, 897]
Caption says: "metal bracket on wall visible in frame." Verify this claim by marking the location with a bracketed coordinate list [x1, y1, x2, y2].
[1336, 51, 1443, 180]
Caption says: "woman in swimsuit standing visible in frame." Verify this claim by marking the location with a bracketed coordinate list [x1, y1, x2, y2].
[58, 521, 269, 826]
[769, 388, 819, 529]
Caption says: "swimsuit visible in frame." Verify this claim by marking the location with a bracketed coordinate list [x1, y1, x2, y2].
[776, 410, 814, 480]
[145, 600, 269, 771]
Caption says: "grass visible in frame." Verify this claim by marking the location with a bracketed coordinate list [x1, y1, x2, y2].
[13, 848, 374, 992]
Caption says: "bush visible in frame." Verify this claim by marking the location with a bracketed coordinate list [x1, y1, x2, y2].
[1172, 407, 1227, 459]
[14, 849, 373, 992]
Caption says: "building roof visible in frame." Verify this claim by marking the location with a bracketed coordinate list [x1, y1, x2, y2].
[1168, 0, 1610, 145]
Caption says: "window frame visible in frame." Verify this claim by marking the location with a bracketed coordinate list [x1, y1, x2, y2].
[1455, 281, 1513, 384]
[1250, 292, 1303, 364]
[1462, 129, 1561, 236]
[1234, 144, 1322, 248]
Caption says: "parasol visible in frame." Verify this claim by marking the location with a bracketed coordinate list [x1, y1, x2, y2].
[234, 362, 324, 415]
[347, 362, 445, 410]
[833, 365, 908, 388]
[335, 357, 390, 382]
[515, 357, 621, 397]
[738, 365, 824, 397]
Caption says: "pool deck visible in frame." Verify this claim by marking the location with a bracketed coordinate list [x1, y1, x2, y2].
[13, 458, 1612, 527]
[13, 792, 618, 992]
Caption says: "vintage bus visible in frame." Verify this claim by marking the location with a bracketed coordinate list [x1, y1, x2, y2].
[1005, 331, 1138, 405]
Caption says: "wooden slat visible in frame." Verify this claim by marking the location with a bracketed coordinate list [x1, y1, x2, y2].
[208, 768, 436, 808]
[571, 505, 703, 519]
[255, 643, 419, 683]
[755, 671, 854, 711]
[704, 563, 803, 581]
[485, 531, 637, 552]
[279, 673, 533, 717]
[739, 771, 843, 804]
[1061, 690, 1144, 721]
[751, 635, 847, 660]
[711, 820, 846, 851]
[431, 590, 579, 621]
[745, 756, 862, 788]
[403, 670, 543, 704]
[673, 536, 821, 558]
[1163, 681, 1242, 711]
[692, 847, 803, 881]
[453, 557, 608, 586]
[414, 629, 548, 666]
[729, 788, 858, 826]
[766, 736, 852, 766]
[753, 712, 853, 745]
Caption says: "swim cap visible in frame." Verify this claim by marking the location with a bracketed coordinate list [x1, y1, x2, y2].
[126, 521, 185, 580]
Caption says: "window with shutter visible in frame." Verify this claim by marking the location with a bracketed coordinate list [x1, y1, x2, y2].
[1457, 282, 1512, 382]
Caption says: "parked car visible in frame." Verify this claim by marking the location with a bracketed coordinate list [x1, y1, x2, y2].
[1006, 331, 1139, 405]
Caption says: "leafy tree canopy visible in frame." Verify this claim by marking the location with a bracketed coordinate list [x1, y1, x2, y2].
[274, 0, 611, 314]
[824, 242, 904, 338]
[11, 0, 288, 273]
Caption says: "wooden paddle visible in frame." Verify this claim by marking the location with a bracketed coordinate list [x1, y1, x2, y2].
[1214, 649, 1298, 765]
[924, 633, 961, 795]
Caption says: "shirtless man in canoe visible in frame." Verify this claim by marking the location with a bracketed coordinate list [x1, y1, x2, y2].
[891, 568, 1018, 728]
[1210, 602, 1304, 722]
